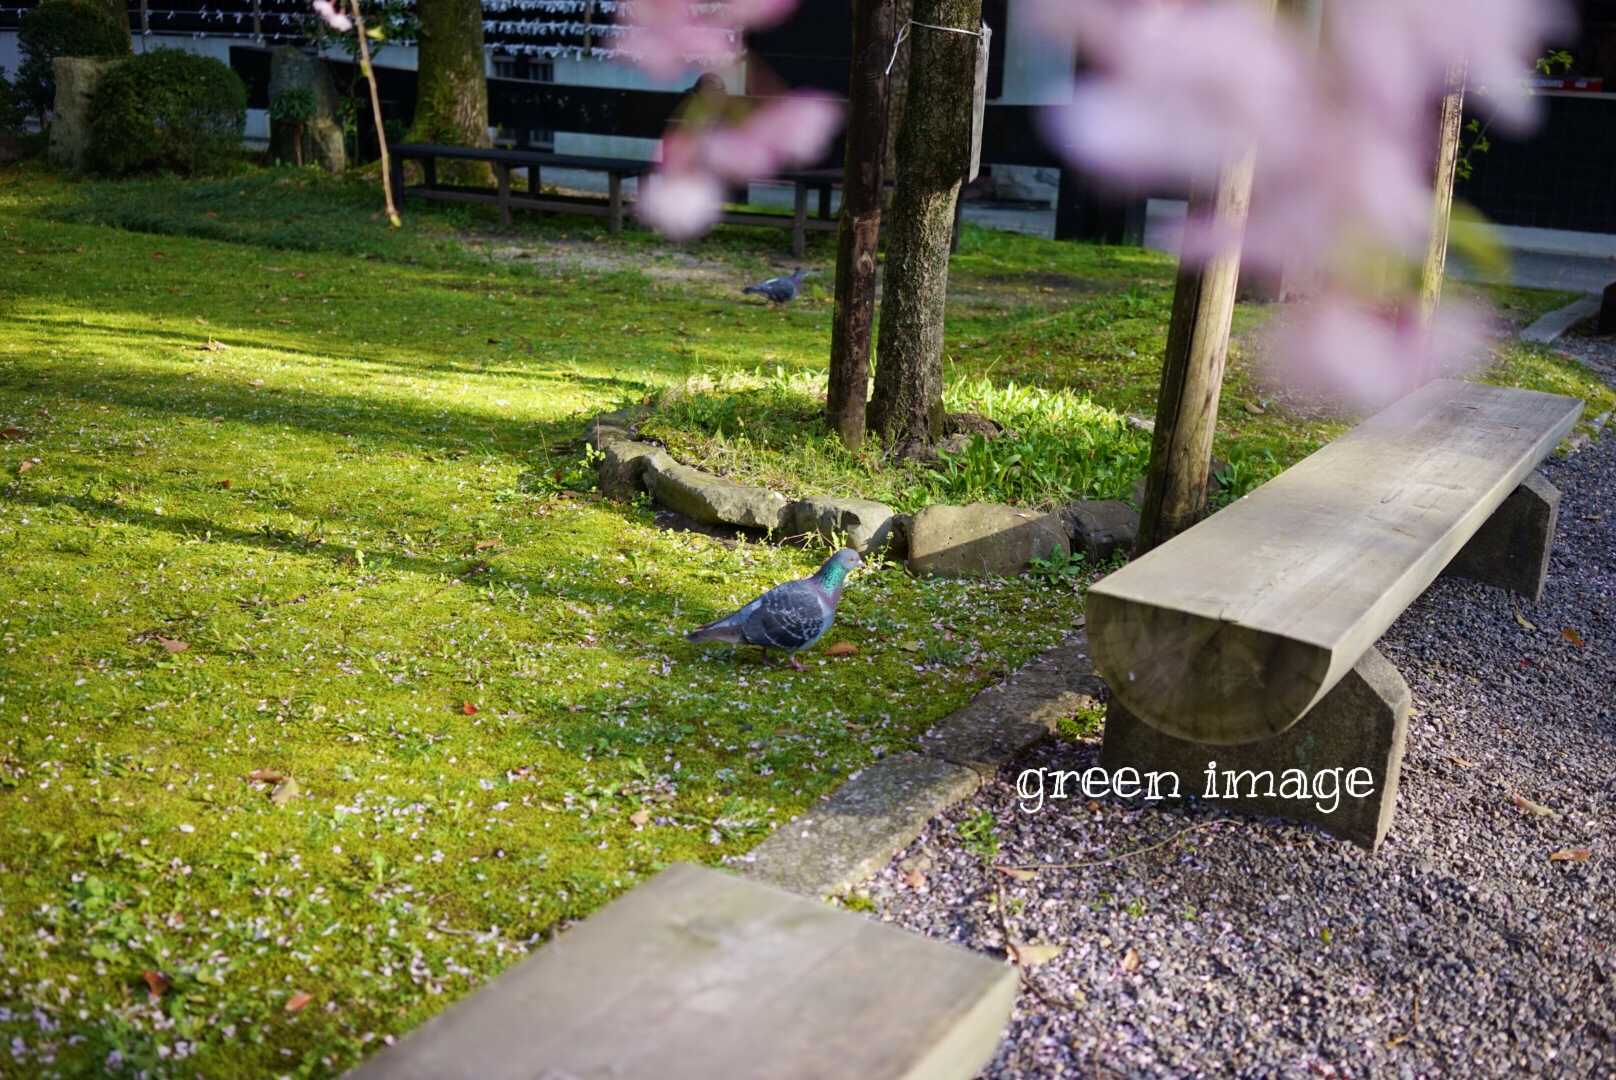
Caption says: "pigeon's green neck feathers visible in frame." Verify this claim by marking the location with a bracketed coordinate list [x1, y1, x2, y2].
[817, 559, 851, 592]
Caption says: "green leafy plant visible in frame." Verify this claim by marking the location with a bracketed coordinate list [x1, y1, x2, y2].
[956, 809, 1000, 860]
[0, 67, 25, 132]
[90, 48, 246, 177]
[16, 0, 129, 122]
[1028, 546, 1086, 587]
[1210, 445, 1279, 507]
[269, 86, 317, 167]
[921, 639, 966, 667]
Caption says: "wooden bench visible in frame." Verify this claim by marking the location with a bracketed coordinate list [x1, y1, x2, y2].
[341, 863, 1014, 1080]
[390, 143, 653, 234]
[1087, 380, 1583, 848]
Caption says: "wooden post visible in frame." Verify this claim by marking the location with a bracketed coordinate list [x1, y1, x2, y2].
[1419, 60, 1467, 326]
[827, 0, 898, 452]
[1134, 153, 1257, 555]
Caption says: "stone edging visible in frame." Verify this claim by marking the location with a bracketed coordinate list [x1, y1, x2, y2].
[726, 633, 1101, 899]
[1520, 295, 1600, 345]
[588, 408, 1142, 573]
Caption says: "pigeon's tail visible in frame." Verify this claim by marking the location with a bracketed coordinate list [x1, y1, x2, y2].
[685, 620, 746, 644]
[742, 285, 767, 296]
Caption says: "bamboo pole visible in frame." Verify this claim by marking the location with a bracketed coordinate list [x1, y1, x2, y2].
[1419, 60, 1468, 326]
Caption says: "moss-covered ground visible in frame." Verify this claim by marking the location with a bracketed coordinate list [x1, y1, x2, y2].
[1, 164, 1610, 1079]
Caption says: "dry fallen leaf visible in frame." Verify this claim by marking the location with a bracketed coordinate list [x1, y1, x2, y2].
[824, 642, 859, 657]
[0, 427, 22, 440]
[1515, 612, 1538, 631]
[1511, 792, 1561, 820]
[271, 777, 300, 807]
[156, 637, 190, 654]
[474, 539, 500, 551]
[1549, 848, 1591, 863]
[1561, 628, 1586, 647]
[151, 251, 167, 260]
[1009, 943, 1064, 968]
[462, 701, 479, 716]
[142, 970, 169, 1000]
[198, 339, 229, 352]
[994, 865, 1037, 882]
[249, 768, 285, 784]
[902, 869, 927, 889]
[248, 379, 266, 387]
[1447, 755, 1476, 768]
[218, 479, 232, 489]
[285, 992, 311, 1013]
[17, 461, 35, 474]
[1243, 398, 1266, 415]
[900, 640, 924, 652]
[629, 809, 651, 827]
[1121, 948, 1141, 973]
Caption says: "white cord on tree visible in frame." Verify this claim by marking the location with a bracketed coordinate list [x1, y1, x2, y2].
[885, 19, 986, 76]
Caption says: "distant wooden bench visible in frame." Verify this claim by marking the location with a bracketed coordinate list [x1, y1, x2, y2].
[342, 863, 1014, 1080]
[1088, 380, 1583, 849]
[390, 143, 653, 234]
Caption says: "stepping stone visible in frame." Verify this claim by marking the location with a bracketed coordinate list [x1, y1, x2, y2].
[344, 863, 1016, 1080]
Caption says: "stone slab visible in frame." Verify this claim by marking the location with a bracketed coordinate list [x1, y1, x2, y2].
[918, 632, 1104, 776]
[1099, 646, 1411, 850]
[907, 503, 1068, 578]
[1521, 295, 1599, 344]
[644, 455, 789, 531]
[1441, 471, 1559, 603]
[735, 753, 980, 899]
[343, 862, 1016, 1080]
[599, 441, 665, 501]
[585, 407, 645, 450]
[785, 495, 899, 555]
[1058, 499, 1139, 563]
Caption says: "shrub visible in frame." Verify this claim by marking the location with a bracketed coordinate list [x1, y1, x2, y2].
[17, 0, 130, 121]
[0, 68, 24, 132]
[90, 48, 246, 176]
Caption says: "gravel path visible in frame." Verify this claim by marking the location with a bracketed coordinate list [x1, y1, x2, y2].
[865, 357, 1616, 1079]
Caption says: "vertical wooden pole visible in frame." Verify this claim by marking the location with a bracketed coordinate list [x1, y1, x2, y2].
[827, 0, 897, 451]
[1419, 61, 1467, 326]
[1134, 150, 1258, 555]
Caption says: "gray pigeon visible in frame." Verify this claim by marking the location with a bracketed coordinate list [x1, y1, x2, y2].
[742, 267, 806, 304]
[685, 548, 862, 669]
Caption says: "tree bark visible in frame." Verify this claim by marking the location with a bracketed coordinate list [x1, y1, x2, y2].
[407, 0, 492, 182]
[827, 0, 897, 452]
[1134, 151, 1257, 555]
[1418, 61, 1467, 326]
[868, 0, 982, 455]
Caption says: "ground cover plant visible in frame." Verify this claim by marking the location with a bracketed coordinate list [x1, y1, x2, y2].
[2, 163, 1610, 1079]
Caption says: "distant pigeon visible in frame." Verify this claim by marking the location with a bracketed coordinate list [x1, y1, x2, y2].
[743, 267, 806, 304]
[686, 548, 862, 669]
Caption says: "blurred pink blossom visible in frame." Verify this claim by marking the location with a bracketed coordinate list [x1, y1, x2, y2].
[639, 93, 844, 239]
[311, 0, 353, 32]
[617, 0, 799, 80]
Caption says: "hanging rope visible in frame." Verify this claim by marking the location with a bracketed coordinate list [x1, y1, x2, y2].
[885, 18, 985, 76]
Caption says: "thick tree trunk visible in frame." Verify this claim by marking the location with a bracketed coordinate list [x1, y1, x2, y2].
[868, 0, 982, 456]
[407, 0, 492, 182]
[827, 0, 897, 452]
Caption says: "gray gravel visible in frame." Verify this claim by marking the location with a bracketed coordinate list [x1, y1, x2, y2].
[864, 360, 1616, 1079]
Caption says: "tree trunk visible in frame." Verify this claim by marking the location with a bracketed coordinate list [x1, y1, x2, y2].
[827, 0, 897, 452]
[882, 0, 914, 199]
[407, 0, 492, 182]
[868, 0, 982, 456]
[1418, 61, 1467, 327]
[1133, 151, 1257, 555]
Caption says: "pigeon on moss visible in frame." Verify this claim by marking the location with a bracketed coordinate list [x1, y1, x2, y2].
[686, 548, 862, 669]
[742, 267, 806, 304]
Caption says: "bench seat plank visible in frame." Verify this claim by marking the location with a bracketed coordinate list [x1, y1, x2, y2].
[1087, 380, 1582, 745]
[343, 863, 1016, 1080]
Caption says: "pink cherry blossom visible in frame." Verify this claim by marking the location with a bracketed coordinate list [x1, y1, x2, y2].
[616, 0, 799, 80]
[638, 168, 729, 240]
[311, 0, 353, 33]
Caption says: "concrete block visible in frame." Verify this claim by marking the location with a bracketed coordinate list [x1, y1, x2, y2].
[736, 753, 979, 899]
[906, 503, 1068, 578]
[1442, 471, 1559, 603]
[343, 863, 1016, 1080]
[918, 632, 1104, 776]
[1099, 646, 1411, 850]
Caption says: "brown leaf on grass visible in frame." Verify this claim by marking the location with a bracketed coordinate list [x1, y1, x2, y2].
[142, 970, 169, 1000]
[1549, 848, 1591, 863]
[156, 637, 190, 654]
[462, 701, 479, 716]
[285, 992, 311, 1013]
[17, 461, 35, 474]
[902, 869, 928, 889]
[1243, 398, 1266, 415]
[1121, 948, 1141, 972]
[248, 768, 285, 784]
[629, 809, 651, 827]
[473, 539, 500, 551]
[1008, 943, 1063, 968]
[0, 427, 23, 440]
[994, 865, 1036, 882]
[900, 640, 923, 652]
[270, 778, 300, 807]
[292, 272, 307, 280]
[1561, 628, 1586, 647]
[1511, 792, 1561, 820]
[824, 642, 858, 657]
[198, 339, 229, 352]
[151, 252, 167, 260]
[248, 379, 266, 387]
[218, 479, 232, 489]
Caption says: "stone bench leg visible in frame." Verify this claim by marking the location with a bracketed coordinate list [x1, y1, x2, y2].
[1099, 647, 1411, 851]
[1441, 471, 1559, 604]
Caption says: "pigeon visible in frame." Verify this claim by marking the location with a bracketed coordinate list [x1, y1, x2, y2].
[742, 267, 806, 304]
[685, 548, 862, 669]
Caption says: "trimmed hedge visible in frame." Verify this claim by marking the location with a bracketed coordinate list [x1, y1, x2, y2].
[18, 0, 130, 121]
[90, 48, 246, 176]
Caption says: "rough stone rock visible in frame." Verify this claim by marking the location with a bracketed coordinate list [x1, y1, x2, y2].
[1059, 499, 1140, 563]
[268, 47, 345, 174]
[785, 496, 898, 554]
[644, 456, 789, 531]
[584, 407, 644, 450]
[907, 503, 1069, 578]
[48, 58, 122, 173]
[944, 412, 1002, 439]
[599, 441, 665, 501]
[935, 433, 974, 457]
